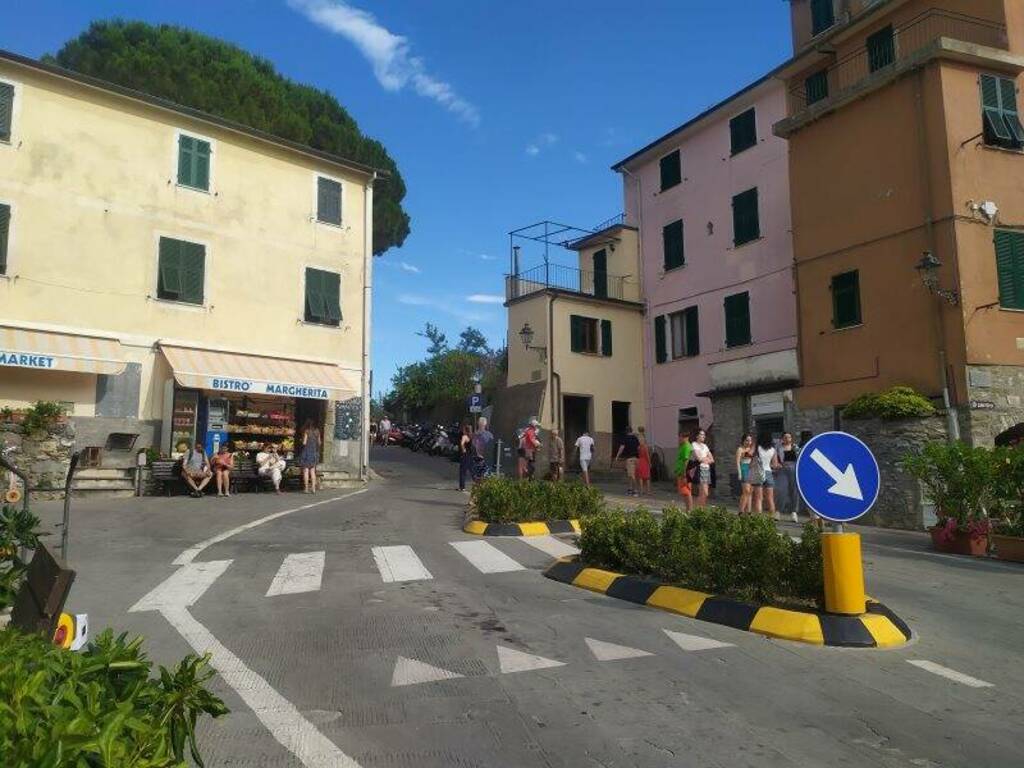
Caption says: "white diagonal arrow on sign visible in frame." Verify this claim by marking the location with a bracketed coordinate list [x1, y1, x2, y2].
[809, 448, 864, 501]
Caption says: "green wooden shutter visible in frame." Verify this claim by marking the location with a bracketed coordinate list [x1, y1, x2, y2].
[981, 75, 1012, 142]
[999, 77, 1024, 144]
[0, 203, 9, 275]
[725, 292, 751, 348]
[805, 70, 829, 105]
[831, 271, 862, 327]
[305, 268, 323, 322]
[729, 108, 757, 155]
[995, 230, 1024, 310]
[867, 26, 895, 73]
[0, 82, 13, 142]
[181, 242, 205, 304]
[732, 188, 760, 246]
[158, 238, 182, 298]
[659, 150, 681, 191]
[570, 315, 584, 353]
[600, 319, 612, 357]
[317, 177, 342, 224]
[654, 315, 667, 364]
[193, 139, 211, 190]
[177, 135, 195, 187]
[684, 306, 700, 356]
[663, 219, 684, 270]
[810, 0, 835, 35]
[324, 270, 341, 324]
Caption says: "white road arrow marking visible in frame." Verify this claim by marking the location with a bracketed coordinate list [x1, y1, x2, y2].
[810, 448, 864, 501]
[907, 660, 994, 688]
[497, 645, 566, 674]
[663, 629, 734, 651]
[585, 637, 654, 661]
[391, 657, 464, 687]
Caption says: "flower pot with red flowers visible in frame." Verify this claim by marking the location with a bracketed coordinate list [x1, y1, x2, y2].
[928, 516, 991, 556]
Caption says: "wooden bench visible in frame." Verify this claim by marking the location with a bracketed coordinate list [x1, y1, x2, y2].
[150, 459, 187, 496]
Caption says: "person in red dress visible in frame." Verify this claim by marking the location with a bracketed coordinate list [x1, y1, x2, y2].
[636, 426, 652, 496]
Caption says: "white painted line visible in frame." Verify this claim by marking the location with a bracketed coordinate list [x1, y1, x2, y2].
[907, 660, 994, 688]
[371, 545, 433, 582]
[497, 645, 565, 674]
[266, 551, 326, 597]
[163, 605, 361, 767]
[173, 488, 368, 565]
[585, 637, 654, 661]
[450, 540, 526, 574]
[663, 629, 734, 652]
[129, 560, 233, 612]
[391, 656, 464, 687]
[519, 534, 580, 558]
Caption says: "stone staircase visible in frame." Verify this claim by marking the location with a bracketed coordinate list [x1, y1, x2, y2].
[71, 467, 136, 498]
[318, 468, 366, 490]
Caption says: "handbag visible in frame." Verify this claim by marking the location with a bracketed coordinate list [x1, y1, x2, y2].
[749, 454, 766, 485]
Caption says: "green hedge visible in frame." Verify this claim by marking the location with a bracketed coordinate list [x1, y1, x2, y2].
[0, 628, 228, 766]
[841, 385, 935, 420]
[579, 506, 824, 606]
[470, 477, 604, 523]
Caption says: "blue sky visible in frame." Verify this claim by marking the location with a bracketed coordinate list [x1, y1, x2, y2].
[2, 1, 792, 395]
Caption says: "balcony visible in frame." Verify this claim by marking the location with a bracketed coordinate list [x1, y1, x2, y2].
[778, 9, 1011, 136]
[505, 263, 641, 304]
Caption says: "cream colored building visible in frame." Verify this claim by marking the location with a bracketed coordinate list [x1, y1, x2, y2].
[0, 50, 376, 478]
[503, 221, 646, 466]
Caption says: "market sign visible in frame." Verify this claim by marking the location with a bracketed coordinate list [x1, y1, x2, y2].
[0, 350, 58, 369]
[210, 377, 330, 399]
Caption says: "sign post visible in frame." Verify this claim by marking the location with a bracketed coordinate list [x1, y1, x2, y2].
[796, 432, 881, 615]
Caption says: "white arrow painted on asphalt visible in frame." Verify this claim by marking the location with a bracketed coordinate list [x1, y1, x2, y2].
[663, 629, 734, 651]
[809, 448, 864, 501]
[497, 645, 566, 674]
[391, 657, 464, 687]
[585, 637, 654, 661]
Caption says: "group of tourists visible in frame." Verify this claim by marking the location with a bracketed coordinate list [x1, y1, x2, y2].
[457, 416, 495, 491]
[178, 419, 322, 497]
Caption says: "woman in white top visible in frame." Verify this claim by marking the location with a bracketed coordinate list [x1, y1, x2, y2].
[690, 428, 714, 508]
[751, 432, 781, 519]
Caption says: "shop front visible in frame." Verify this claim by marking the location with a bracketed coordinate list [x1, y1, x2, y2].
[158, 344, 361, 474]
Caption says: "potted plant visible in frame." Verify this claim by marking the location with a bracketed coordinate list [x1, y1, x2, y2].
[902, 441, 995, 556]
[992, 514, 1024, 562]
[990, 446, 1024, 562]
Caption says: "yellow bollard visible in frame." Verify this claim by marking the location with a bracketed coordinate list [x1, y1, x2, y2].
[821, 532, 866, 615]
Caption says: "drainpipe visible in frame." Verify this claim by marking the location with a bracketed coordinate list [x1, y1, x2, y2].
[620, 166, 651, 435]
[548, 292, 561, 433]
[361, 173, 376, 478]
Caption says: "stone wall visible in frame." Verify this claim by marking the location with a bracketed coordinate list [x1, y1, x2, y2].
[708, 393, 745, 498]
[0, 418, 76, 498]
[73, 416, 161, 469]
[962, 364, 1024, 446]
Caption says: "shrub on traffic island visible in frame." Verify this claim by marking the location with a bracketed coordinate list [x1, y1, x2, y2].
[470, 476, 604, 524]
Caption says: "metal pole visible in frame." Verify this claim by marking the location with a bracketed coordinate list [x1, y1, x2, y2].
[59, 450, 81, 562]
[495, 439, 503, 477]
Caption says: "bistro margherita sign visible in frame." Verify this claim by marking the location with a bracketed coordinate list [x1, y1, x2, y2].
[210, 377, 329, 399]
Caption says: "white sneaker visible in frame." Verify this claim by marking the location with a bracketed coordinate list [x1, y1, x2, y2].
[791, 511, 799, 524]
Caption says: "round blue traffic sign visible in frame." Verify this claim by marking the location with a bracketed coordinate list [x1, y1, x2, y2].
[795, 431, 880, 523]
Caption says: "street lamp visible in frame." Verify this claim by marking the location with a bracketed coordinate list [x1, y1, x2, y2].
[915, 251, 959, 305]
[519, 322, 547, 360]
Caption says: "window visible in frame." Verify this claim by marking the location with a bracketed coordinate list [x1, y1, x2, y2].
[0, 81, 13, 142]
[729, 108, 757, 155]
[663, 219, 685, 270]
[669, 306, 700, 359]
[570, 315, 604, 355]
[177, 134, 211, 191]
[831, 270, 862, 328]
[805, 69, 829, 105]
[981, 74, 1024, 151]
[659, 150, 681, 191]
[157, 237, 205, 305]
[304, 267, 342, 325]
[724, 292, 751, 348]
[317, 176, 342, 225]
[732, 188, 760, 246]
[654, 315, 667, 364]
[866, 25, 895, 73]
[600, 319, 613, 357]
[810, 0, 835, 36]
[995, 230, 1024, 310]
[0, 203, 9, 275]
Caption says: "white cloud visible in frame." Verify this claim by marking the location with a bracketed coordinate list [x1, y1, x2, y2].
[399, 261, 421, 274]
[574, 151, 588, 164]
[397, 293, 491, 323]
[525, 144, 540, 157]
[467, 294, 504, 304]
[288, 0, 480, 126]
[525, 131, 559, 157]
[479, 253, 496, 261]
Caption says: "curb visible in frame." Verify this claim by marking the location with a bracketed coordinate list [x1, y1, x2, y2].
[463, 519, 581, 537]
[544, 560, 911, 648]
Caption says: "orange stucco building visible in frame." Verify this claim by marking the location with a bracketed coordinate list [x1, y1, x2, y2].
[775, 0, 1024, 443]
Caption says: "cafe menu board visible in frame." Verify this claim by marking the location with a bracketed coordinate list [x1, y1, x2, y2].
[334, 397, 362, 441]
[171, 391, 198, 455]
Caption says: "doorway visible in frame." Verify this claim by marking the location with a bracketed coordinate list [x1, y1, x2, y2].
[563, 395, 591, 468]
[593, 249, 608, 299]
[611, 400, 630, 456]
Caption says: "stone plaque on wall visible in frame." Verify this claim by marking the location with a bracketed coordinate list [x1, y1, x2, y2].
[334, 397, 362, 440]
[969, 368, 993, 389]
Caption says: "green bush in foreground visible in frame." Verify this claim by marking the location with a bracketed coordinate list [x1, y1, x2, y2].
[0, 502, 44, 611]
[841, 385, 935, 420]
[471, 477, 604, 523]
[0, 628, 228, 767]
[580, 506, 824, 606]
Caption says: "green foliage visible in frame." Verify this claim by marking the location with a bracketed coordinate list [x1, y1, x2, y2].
[0, 628, 228, 766]
[901, 441, 996, 528]
[416, 323, 449, 357]
[841, 386, 935, 420]
[45, 19, 409, 255]
[0, 503, 44, 611]
[470, 476, 604, 523]
[457, 327, 491, 356]
[20, 401, 66, 435]
[579, 506, 825, 606]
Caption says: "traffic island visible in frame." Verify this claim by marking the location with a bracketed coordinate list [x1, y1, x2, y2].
[463, 518, 581, 537]
[544, 558, 911, 648]
[465, 476, 599, 537]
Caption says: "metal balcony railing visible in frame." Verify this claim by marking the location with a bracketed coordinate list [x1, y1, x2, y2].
[505, 263, 641, 303]
[788, 9, 1008, 113]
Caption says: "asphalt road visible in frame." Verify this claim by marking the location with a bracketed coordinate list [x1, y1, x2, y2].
[35, 447, 1024, 767]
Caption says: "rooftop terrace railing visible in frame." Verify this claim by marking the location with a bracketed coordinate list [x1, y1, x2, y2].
[505, 263, 641, 303]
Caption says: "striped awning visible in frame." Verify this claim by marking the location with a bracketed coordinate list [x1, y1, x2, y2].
[159, 344, 360, 401]
[0, 325, 126, 375]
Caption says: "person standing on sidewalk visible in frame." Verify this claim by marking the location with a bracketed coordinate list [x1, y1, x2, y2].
[574, 429, 595, 485]
[690, 428, 714, 507]
[613, 426, 641, 497]
[736, 433, 754, 515]
[457, 422, 473, 492]
[776, 431, 801, 523]
[549, 429, 565, 481]
[636, 426, 652, 497]
[522, 418, 542, 480]
[751, 431, 780, 518]
[675, 432, 694, 510]
[471, 417, 494, 480]
[379, 415, 392, 447]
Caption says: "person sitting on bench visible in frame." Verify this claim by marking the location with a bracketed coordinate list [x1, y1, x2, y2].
[181, 441, 212, 498]
[256, 443, 286, 493]
[212, 444, 235, 497]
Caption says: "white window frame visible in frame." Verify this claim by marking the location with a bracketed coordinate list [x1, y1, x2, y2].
[151, 231, 212, 311]
[313, 173, 344, 227]
[172, 128, 216, 194]
[300, 262, 343, 328]
[0, 197, 14, 279]
[0, 75, 22, 147]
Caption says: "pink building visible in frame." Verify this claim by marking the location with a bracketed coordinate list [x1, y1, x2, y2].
[614, 73, 800, 484]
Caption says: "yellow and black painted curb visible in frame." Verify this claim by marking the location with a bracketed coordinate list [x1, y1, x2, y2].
[544, 559, 912, 648]
[463, 519, 581, 537]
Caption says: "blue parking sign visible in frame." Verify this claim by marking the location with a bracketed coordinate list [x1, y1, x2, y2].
[795, 432, 880, 523]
